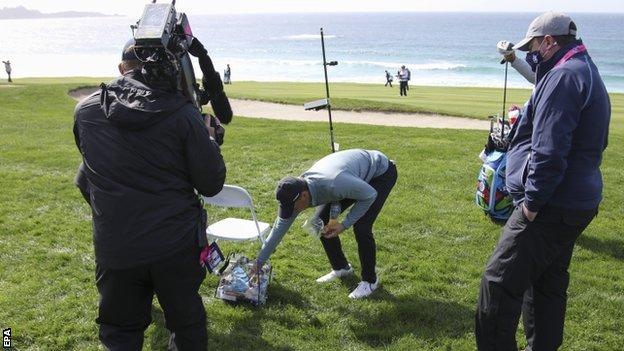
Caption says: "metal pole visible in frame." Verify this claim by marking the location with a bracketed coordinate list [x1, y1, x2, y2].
[501, 61, 509, 140]
[321, 28, 336, 153]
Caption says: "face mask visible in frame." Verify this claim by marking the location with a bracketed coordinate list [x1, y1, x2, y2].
[525, 39, 558, 72]
[525, 50, 541, 72]
[525, 39, 546, 72]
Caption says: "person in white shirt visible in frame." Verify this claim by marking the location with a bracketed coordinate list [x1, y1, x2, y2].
[397, 65, 409, 96]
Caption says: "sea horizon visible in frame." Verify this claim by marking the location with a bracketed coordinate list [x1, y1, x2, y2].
[1, 12, 622, 92]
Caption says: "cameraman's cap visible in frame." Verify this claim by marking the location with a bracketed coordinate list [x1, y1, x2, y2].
[514, 11, 577, 51]
[276, 176, 307, 219]
[121, 39, 139, 61]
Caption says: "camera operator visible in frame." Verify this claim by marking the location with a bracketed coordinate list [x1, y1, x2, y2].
[73, 39, 226, 350]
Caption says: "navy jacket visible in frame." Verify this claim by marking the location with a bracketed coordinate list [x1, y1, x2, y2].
[506, 41, 611, 212]
[73, 71, 226, 269]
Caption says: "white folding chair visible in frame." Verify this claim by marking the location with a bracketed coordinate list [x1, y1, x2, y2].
[202, 185, 270, 245]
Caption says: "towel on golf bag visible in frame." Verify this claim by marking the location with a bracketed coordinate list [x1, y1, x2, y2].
[215, 254, 271, 306]
[475, 108, 522, 222]
[476, 150, 513, 221]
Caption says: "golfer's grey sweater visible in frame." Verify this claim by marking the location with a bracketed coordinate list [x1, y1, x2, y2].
[257, 149, 389, 264]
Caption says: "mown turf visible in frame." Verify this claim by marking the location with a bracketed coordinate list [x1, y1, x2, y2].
[0, 80, 622, 350]
[224, 81, 624, 121]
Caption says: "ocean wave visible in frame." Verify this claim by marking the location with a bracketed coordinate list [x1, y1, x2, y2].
[217, 58, 321, 67]
[218, 58, 467, 70]
[340, 60, 467, 70]
[272, 34, 337, 41]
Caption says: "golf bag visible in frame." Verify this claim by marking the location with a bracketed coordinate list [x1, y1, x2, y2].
[475, 116, 514, 222]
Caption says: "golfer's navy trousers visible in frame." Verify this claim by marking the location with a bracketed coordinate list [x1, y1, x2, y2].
[316, 161, 398, 284]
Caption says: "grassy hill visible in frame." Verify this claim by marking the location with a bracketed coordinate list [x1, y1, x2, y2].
[0, 80, 622, 350]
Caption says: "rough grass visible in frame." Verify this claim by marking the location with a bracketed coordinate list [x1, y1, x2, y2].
[0, 80, 622, 350]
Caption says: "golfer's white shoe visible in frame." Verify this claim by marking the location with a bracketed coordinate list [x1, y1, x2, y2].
[348, 278, 379, 299]
[315, 264, 354, 283]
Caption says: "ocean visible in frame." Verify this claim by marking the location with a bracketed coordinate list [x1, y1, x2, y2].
[1, 12, 623, 91]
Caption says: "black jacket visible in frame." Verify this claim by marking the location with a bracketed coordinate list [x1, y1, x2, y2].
[73, 71, 226, 269]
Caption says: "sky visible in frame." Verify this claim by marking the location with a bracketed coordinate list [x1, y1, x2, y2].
[1, 0, 623, 16]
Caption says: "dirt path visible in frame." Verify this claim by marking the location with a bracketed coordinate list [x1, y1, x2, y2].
[69, 87, 489, 130]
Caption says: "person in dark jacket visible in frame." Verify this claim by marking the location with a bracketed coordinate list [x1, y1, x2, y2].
[475, 12, 611, 351]
[224, 64, 231, 84]
[405, 67, 411, 90]
[384, 70, 393, 87]
[73, 40, 226, 350]
[2, 60, 11, 82]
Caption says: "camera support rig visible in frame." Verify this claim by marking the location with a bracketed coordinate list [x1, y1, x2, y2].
[304, 28, 339, 153]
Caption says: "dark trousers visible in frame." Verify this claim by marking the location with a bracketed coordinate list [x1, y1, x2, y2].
[399, 81, 408, 96]
[96, 245, 207, 351]
[316, 162, 398, 283]
[385, 80, 393, 87]
[6, 72, 11, 83]
[475, 205, 597, 351]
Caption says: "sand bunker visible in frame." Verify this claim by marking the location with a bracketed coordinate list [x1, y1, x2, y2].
[68, 87, 489, 131]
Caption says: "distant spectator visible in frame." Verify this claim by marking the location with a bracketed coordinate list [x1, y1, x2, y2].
[224, 64, 231, 84]
[397, 65, 409, 96]
[406, 67, 411, 90]
[2, 60, 12, 83]
[384, 70, 393, 87]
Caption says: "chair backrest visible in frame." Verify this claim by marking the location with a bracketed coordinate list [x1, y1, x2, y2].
[203, 184, 267, 244]
[203, 185, 254, 208]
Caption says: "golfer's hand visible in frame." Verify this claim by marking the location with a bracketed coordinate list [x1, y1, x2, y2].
[323, 219, 345, 238]
[522, 203, 537, 222]
[503, 52, 516, 63]
[497, 40, 516, 63]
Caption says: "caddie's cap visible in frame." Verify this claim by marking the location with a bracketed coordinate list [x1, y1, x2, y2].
[121, 39, 139, 61]
[276, 176, 307, 219]
[514, 12, 577, 51]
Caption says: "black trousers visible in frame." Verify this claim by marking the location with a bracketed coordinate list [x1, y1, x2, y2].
[475, 205, 597, 351]
[316, 162, 398, 283]
[96, 245, 207, 351]
[399, 81, 408, 96]
[6, 72, 11, 83]
[385, 80, 393, 87]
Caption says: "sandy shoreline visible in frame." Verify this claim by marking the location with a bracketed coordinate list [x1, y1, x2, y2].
[69, 87, 489, 131]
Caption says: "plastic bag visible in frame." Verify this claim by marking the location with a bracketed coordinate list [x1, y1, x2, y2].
[215, 254, 271, 306]
[302, 216, 324, 239]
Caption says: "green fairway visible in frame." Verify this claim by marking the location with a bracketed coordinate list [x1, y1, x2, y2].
[224, 81, 624, 122]
[0, 80, 622, 350]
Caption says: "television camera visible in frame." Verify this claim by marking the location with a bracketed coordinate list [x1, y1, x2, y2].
[132, 0, 232, 144]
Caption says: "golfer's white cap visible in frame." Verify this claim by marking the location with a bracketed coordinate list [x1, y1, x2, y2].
[514, 11, 577, 51]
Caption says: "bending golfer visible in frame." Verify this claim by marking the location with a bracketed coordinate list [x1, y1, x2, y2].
[256, 149, 397, 299]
